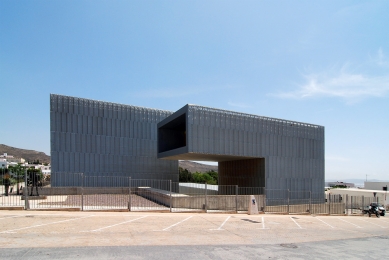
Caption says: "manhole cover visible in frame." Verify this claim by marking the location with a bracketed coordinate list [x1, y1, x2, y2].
[280, 244, 298, 249]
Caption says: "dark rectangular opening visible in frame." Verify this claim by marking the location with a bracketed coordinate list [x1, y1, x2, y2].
[158, 113, 186, 153]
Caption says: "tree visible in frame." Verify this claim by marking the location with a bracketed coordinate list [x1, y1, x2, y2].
[206, 170, 218, 184]
[8, 164, 25, 195]
[179, 167, 218, 185]
[179, 167, 193, 182]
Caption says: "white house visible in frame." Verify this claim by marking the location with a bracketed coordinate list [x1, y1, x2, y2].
[0, 158, 7, 169]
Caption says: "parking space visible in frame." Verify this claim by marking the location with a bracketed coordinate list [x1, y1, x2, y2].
[0, 211, 388, 248]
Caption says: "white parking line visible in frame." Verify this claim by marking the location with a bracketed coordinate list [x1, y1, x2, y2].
[316, 217, 335, 229]
[0, 215, 95, 234]
[357, 218, 387, 228]
[257, 216, 269, 229]
[210, 216, 230, 230]
[290, 217, 303, 229]
[162, 216, 193, 231]
[88, 216, 148, 232]
[262, 216, 265, 229]
[336, 218, 362, 228]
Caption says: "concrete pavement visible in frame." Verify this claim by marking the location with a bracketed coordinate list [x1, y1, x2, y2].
[0, 210, 388, 259]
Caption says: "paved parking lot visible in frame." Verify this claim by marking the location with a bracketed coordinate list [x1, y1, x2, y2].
[0, 211, 388, 259]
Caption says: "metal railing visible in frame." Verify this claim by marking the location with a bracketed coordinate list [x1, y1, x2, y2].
[0, 175, 379, 215]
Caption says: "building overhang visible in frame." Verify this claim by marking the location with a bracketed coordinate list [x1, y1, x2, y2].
[158, 151, 258, 162]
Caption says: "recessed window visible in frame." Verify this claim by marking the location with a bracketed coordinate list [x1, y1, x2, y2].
[158, 113, 186, 153]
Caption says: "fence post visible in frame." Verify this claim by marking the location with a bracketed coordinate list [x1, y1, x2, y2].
[205, 183, 207, 212]
[81, 173, 84, 211]
[263, 188, 266, 213]
[169, 180, 172, 213]
[352, 196, 355, 215]
[24, 168, 29, 210]
[235, 185, 238, 213]
[309, 191, 312, 214]
[361, 195, 364, 215]
[128, 177, 131, 211]
[328, 194, 331, 215]
[287, 189, 290, 214]
[346, 194, 349, 215]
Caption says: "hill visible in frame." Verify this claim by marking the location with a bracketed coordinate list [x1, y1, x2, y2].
[179, 160, 218, 173]
[0, 144, 51, 164]
[0, 144, 217, 172]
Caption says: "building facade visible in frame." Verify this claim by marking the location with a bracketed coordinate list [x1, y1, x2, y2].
[51, 94, 325, 196]
[50, 94, 178, 186]
[157, 104, 325, 194]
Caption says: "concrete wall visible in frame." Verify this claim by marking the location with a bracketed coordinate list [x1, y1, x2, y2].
[178, 183, 219, 195]
[136, 187, 265, 211]
[329, 188, 389, 206]
[265, 203, 345, 215]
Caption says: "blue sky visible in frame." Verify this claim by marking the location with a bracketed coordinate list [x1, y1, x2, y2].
[1, 1, 388, 181]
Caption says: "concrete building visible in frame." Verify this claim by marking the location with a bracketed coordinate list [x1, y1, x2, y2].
[0, 153, 25, 164]
[364, 182, 389, 191]
[50, 94, 325, 196]
[0, 159, 6, 169]
[158, 104, 325, 194]
[50, 94, 178, 186]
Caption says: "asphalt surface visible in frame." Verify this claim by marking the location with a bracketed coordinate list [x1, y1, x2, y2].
[0, 211, 388, 259]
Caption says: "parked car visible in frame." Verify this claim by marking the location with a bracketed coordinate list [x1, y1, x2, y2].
[362, 202, 386, 217]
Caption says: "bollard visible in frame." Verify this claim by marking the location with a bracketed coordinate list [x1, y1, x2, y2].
[248, 195, 259, 215]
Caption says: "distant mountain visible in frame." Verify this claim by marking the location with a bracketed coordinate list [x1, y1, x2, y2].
[179, 160, 218, 173]
[326, 179, 389, 183]
[0, 144, 51, 164]
[0, 144, 219, 172]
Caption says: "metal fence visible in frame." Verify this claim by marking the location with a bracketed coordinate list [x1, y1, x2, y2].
[0, 175, 380, 215]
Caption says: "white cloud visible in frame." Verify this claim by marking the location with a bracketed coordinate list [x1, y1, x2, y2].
[270, 49, 389, 103]
[371, 47, 388, 67]
[276, 72, 389, 101]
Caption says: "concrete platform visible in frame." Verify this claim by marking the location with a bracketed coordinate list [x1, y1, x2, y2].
[21, 196, 48, 200]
